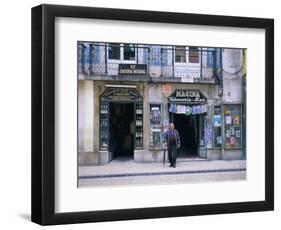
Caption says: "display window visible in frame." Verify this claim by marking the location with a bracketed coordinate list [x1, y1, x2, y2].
[135, 102, 144, 149]
[149, 104, 162, 149]
[99, 101, 109, 151]
[213, 105, 222, 148]
[224, 104, 242, 149]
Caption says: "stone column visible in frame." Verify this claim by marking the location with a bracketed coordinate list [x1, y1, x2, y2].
[221, 48, 244, 160]
[222, 48, 243, 103]
[78, 80, 95, 165]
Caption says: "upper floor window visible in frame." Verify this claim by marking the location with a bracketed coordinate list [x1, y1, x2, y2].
[124, 44, 136, 60]
[108, 43, 120, 60]
[175, 46, 186, 63]
[189, 47, 199, 63]
[78, 44, 85, 64]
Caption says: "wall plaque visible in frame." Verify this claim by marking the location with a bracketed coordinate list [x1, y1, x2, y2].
[118, 64, 147, 75]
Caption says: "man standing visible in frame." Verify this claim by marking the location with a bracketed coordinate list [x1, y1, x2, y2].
[164, 123, 181, 168]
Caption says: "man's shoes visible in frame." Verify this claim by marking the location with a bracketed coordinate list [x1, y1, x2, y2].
[169, 164, 173, 167]
[173, 165, 176, 168]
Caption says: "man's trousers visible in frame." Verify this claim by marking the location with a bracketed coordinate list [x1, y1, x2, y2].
[168, 145, 177, 167]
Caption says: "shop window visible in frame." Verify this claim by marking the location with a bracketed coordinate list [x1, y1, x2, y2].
[189, 47, 199, 63]
[175, 46, 186, 63]
[224, 104, 242, 149]
[108, 43, 120, 60]
[135, 102, 143, 149]
[124, 44, 136, 60]
[198, 115, 208, 158]
[199, 115, 206, 148]
[213, 105, 222, 148]
[149, 104, 162, 149]
[99, 101, 109, 150]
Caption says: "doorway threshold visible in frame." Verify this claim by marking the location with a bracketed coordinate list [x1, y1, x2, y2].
[177, 156, 207, 162]
[111, 156, 134, 162]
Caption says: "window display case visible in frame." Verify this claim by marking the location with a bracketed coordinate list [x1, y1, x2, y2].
[224, 104, 242, 149]
[149, 104, 162, 149]
[213, 105, 222, 148]
[135, 102, 143, 149]
[99, 101, 109, 150]
[198, 115, 207, 158]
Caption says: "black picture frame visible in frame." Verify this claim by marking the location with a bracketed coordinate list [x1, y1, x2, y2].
[31, 4, 274, 225]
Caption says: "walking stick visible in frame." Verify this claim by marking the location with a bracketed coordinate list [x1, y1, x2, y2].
[163, 148, 166, 166]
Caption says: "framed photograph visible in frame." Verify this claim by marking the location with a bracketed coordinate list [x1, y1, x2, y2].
[31, 4, 274, 225]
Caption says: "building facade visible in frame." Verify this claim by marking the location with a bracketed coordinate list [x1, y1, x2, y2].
[78, 42, 246, 165]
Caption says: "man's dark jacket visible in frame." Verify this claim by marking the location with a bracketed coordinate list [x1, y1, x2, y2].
[164, 129, 181, 148]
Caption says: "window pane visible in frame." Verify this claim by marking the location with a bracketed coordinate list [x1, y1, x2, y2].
[213, 127, 222, 147]
[150, 104, 161, 125]
[149, 104, 162, 148]
[135, 103, 143, 149]
[175, 46, 186, 63]
[224, 104, 242, 148]
[213, 105, 222, 148]
[124, 44, 136, 60]
[99, 101, 109, 151]
[108, 43, 120, 60]
[189, 47, 199, 63]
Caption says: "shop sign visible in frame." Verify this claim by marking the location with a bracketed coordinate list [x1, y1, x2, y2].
[168, 89, 207, 103]
[101, 87, 142, 101]
[118, 64, 147, 75]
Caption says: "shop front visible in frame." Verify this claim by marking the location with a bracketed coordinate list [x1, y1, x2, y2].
[99, 86, 144, 162]
[96, 85, 213, 163]
[95, 84, 243, 163]
[144, 86, 245, 162]
[77, 81, 244, 165]
[167, 89, 208, 159]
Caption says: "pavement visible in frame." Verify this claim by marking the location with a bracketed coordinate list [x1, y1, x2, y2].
[78, 157, 246, 187]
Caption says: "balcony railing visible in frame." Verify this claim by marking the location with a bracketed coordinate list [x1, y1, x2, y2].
[78, 43, 222, 82]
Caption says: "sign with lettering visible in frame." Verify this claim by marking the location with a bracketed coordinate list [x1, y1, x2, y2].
[168, 90, 207, 103]
[101, 87, 142, 101]
[118, 64, 147, 75]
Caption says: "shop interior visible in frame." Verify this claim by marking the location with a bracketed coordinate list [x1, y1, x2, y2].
[109, 102, 135, 158]
[170, 113, 200, 157]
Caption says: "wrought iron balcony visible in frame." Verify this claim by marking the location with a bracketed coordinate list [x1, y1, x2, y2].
[78, 42, 222, 83]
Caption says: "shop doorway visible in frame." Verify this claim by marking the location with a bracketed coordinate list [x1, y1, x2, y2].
[109, 102, 135, 158]
[170, 113, 200, 157]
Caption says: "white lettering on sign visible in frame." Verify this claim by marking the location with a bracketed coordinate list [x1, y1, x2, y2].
[168, 90, 206, 103]
[175, 90, 201, 98]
